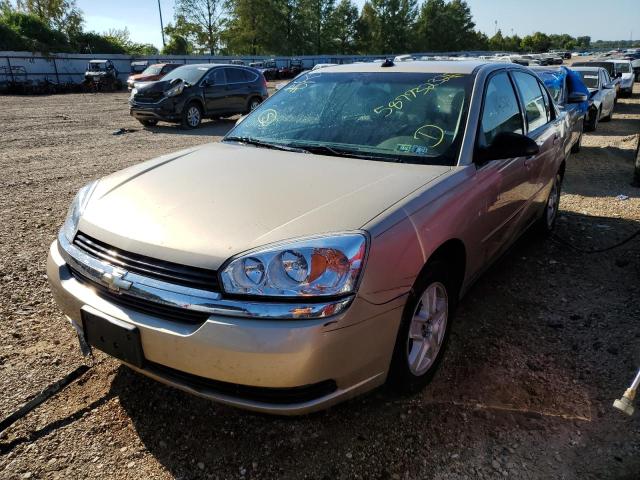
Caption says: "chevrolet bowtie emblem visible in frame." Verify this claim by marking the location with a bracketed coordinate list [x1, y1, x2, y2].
[101, 270, 132, 292]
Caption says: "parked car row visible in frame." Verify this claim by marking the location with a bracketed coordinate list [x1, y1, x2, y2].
[52, 56, 621, 414]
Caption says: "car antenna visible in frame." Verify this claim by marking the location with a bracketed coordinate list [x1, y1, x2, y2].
[381, 58, 395, 68]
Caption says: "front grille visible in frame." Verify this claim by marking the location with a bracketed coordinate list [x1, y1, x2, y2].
[146, 361, 338, 405]
[73, 232, 220, 292]
[70, 267, 209, 325]
[133, 92, 164, 103]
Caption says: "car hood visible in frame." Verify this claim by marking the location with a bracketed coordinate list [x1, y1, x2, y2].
[129, 73, 157, 82]
[79, 142, 449, 269]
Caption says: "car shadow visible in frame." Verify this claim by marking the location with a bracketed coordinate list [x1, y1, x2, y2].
[563, 145, 639, 197]
[143, 118, 238, 137]
[107, 209, 640, 479]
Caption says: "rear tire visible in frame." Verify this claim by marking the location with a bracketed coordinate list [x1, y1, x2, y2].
[248, 97, 262, 112]
[535, 171, 562, 236]
[388, 260, 456, 394]
[181, 102, 202, 129]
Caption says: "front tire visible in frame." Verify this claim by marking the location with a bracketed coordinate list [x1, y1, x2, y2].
[388, 260, 455, 394]
[181, 102, 202, 129]
[571, 129, 582, 153]
[584, 108, 599, 132]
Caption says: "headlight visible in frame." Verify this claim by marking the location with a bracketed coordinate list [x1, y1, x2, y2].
[165, 82, 184, 97]
[61, 181, 98, 243]
[221, 233, 367, 297]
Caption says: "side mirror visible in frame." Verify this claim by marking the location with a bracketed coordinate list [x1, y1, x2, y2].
[477, 132, 539, 162]
[568, 92, 588, 103]
[202, 79, 212, 87]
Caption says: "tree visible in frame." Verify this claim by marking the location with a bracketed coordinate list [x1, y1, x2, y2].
[488, 29, 504, 51]
[16, 0, 83, 37]
[163, 33, 191, 55]
[326, 0, 358, 54]
[368, 0, 416, 54]
[174, 0, 226, 55]
[414, 0, 478, 52]
[521, 31, 551, 52]
[355, 1, 377, 53]
[299, 0, 335, 54]
[223, 0, 287, 55]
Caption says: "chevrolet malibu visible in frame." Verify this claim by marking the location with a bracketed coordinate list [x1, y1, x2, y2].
[48, 61, 566, 414]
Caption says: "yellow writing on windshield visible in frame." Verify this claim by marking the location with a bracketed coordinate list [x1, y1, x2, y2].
[373, 73, 464, 117]
[258, 109, 278, 127]
[414, 124, 445, 148]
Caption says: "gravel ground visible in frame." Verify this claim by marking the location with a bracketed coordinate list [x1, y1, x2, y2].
[0, 82, 639, 480]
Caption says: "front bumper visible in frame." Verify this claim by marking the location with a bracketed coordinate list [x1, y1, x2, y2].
[129, 97, 183, 122]
[47, 239, 403, 414]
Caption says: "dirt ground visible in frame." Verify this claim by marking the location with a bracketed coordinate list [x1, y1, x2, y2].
[0, 80, 639, 480]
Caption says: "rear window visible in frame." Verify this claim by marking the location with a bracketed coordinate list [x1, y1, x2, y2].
[577, 71, 599, 89]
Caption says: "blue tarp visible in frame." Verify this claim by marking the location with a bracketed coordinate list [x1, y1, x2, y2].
[537, 66, 589, 115]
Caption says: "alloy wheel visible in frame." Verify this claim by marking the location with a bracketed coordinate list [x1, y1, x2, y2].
[187, 106, 201, 127]
[406, 282, 448, 376]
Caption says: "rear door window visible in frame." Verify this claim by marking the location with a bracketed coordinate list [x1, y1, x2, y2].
[479, 71, 523, 147]
[512, 71, 549, 132]
[225, 68, 245, 84]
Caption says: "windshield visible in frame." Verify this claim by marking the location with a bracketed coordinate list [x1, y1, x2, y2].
[577, 71, 599, 89]
[88, 62, 106, 71]
[162, 65, 209, 84]
[614, 63, 631, 73]
[226, 71, 471, 165]
[141, 65, 162, 76]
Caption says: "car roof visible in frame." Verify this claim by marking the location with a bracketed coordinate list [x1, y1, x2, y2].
[318, 60, 489, 74]
[608, 59, 631, 63]
[177, 63, 250, 69]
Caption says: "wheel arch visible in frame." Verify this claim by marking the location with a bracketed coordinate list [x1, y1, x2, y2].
[413, 238, 467, 301]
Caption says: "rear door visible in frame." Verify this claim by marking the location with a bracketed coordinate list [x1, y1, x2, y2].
[202, 68, 228, 113]
[475, 70, 531, 261]
[224, 67, 251, 112]
[511, 70, 562, 220]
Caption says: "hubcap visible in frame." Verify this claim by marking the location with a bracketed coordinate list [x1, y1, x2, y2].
[250, 100, 260, 110]
[546, 176, 560, 227]
[406, 282, 448, 376]
[187, 107, 200, 127]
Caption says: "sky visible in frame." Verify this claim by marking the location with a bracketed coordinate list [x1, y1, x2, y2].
[78, 0, 640, 49]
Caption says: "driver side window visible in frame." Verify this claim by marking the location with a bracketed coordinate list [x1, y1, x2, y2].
[479, 72, 523, 147]
[207, 69, 226, 85]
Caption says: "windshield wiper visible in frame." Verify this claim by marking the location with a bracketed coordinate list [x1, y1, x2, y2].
[290, 143, 405, 163]
[224, 136, 309, 153]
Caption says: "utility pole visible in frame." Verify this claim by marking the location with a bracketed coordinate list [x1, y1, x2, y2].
[158, 0, 166, 48]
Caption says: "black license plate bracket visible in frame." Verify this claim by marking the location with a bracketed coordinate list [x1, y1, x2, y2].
[81, 310, 144, 368]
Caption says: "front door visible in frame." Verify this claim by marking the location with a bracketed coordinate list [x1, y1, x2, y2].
[474, 70, 531, 262]
[202, 68, 228, 113]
